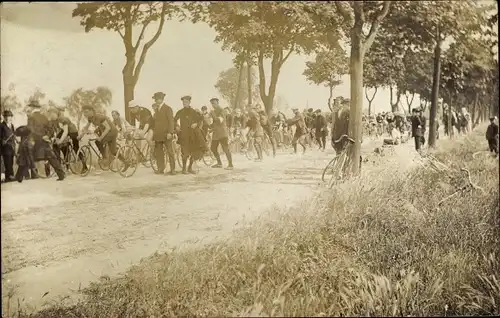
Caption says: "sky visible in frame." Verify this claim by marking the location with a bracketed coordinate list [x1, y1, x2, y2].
[1, 1, 474, 123]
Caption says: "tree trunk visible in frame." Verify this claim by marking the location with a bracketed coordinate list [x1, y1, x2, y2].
[389, 85, 401, 113]
[348, 31, 363, 176]
[447, 95, 454, 138]
[122, 63, 136, 123]
[247, 61, 253, 108]
[428, 38, 442, 148]
[257, 48, 285, 115]
[471, 93, 477, 125]
[328, 84, 334, 111]
[234, 61, 245, 109]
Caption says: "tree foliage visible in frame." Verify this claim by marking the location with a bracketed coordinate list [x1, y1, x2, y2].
[185, 1, 332, 113]
[1, 83, 23, 113]
[72, 2, 182, 120]
[303, 48, 348, 110]
[64, 87, 112, 129]
[214, 65, 259, 109]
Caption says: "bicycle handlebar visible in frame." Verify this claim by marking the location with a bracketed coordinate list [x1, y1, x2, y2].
[333, 134, 355, 144]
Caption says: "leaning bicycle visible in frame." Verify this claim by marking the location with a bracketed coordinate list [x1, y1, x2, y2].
[321, 134, 359, 189]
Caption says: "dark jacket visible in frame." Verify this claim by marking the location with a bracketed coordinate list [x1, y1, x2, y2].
[27, 111, 50, 137]
[210, 106, 229, 140]
[486, 123, 499, 140]
[152, 103, 175, 142]
[411, 114, 426, 137]
[0, 121, 16, 151]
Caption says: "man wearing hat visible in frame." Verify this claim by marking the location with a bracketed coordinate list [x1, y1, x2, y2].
[288, 108, 307, 154]
[410, 107, 425, 152]
[314, 109, 328, 151]
[174, 95, 205, 174]
[151, 92, 176, 175]
[26, 100, 65, 180]
[208, 97, 234, 169]
[1, 109, 16, 181]
[486, 116, 498, 154]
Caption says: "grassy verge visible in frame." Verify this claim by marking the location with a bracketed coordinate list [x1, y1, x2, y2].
[17, 128, 500, 317]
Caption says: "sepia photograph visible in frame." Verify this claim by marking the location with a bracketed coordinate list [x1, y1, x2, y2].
[1, 1, 499, 317]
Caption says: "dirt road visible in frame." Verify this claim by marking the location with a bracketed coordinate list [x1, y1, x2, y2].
[1, 140, 384, 313]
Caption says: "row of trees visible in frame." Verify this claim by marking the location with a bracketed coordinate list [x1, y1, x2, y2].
[1, 84, 112, 130]
[69, 1, 498, 175]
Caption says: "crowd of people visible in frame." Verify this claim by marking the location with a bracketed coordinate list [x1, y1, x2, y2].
[1, 93, 497, 184]
[0, 92, 332, 183]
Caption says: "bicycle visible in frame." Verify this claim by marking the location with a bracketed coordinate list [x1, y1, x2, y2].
[114, 135, 154, 178]
[202, 131, 217, 167]
[244, 132, 269, 160]
[34, 137, 86, 179]
[150, 134, 182, 173]
[76, 135, 117, 177]
[321, 134, 360, 189]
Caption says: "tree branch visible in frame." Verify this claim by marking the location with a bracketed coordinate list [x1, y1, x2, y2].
[134, 20, 152, 51]
[117, 29, 125, 40]
[133, 2, 168, 84]
[279, 45, 295, 68]
[362, 1, 391, 55]
[335, 2, 353, 24]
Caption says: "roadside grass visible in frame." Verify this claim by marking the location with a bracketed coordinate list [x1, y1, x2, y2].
[13, 128, 500, 317]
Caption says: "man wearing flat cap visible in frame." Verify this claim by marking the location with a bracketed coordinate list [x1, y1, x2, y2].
[174, 95, 205, 174]
[314, 109, 328, 151]
[1, 109, 16, 181]
[151, 91, 176, 175]
[209, 97, 234, 169]
[26, 100, 65, 180]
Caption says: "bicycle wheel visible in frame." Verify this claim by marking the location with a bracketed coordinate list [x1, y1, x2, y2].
[76, 145, 92, 177]
[203, 150, 216, 167]
[328, 152, 348, 189]
[245, 140, 256, 160]
[262, 135, 270, 157]
[67, 147, 84, 175]
[116, 145, 139, 178]
[321, 156, 339, 182]
[175, 144, 182, 167]
[140, 144, 152, 168]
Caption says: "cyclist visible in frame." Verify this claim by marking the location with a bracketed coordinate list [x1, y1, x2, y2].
[111, 110, 134, 138]
[78, 105, 128, 171]
[47, 107, 88, 173]
[259, 110, 276, 157]
[288, 108, 307, 154]
[246, 107, 264, 161]
[128, 100, 154, 150]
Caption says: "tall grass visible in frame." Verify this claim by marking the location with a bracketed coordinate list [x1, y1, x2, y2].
[11, 128, 500, 317]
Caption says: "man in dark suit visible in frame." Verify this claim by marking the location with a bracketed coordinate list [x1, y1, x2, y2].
[175, 95, 205, 174]
[0, 110, 16, 182]
[26, 101, 65, 180]
[314, 109, 328, 151]
[151, 91, 176, 175]
[411, 107, 425, 152]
